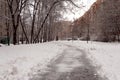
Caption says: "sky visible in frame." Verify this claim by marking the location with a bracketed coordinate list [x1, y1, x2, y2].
[63, 0, 96, 21]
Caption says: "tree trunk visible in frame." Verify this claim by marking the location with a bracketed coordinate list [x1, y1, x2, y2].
[6, 23, 10, 45]
[13, 28, 17, 45]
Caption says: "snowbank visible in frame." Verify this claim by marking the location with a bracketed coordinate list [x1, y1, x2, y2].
[0, 42, 67, 80]
[0, 44, 6, 47]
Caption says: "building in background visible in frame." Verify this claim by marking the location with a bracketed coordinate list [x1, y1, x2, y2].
[71, 0, 120, 42]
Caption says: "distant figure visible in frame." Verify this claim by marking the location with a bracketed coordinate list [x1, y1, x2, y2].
[56, 36, 59, 41]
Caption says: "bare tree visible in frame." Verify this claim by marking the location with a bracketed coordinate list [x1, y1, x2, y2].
[6, 0, 28, 45]
[33, 0, 81, 42]
[4, 0, 81, 44]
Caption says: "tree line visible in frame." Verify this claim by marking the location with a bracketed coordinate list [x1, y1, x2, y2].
[1, 0, 79, 45]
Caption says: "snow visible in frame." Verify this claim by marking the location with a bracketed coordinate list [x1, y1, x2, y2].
[58, 40, 120, 80]
[0, 42, 67, 80]
[0, 40, 120, 80]
[0, 44, 6, 47]
[56, 47, 82, 73]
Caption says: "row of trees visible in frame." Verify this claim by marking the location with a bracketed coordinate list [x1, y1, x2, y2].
[1, 0, 79, 45]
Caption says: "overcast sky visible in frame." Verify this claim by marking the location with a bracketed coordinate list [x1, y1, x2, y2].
[63, 0, 96, 21]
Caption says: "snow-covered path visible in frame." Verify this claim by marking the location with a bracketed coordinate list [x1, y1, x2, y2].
[1, 41, 120, 80]
[30, 44, 106, 80]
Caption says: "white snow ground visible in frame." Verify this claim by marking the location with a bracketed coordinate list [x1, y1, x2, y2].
[58, 41, 120, 80]
[0, 42, 67, 80]
[0, 41, 120, 80]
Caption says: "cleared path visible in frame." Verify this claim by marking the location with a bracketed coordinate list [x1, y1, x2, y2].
[30, 44, 107, 80]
